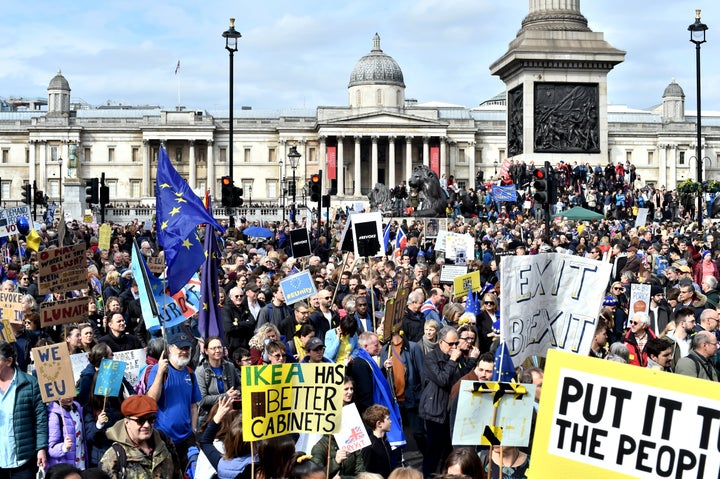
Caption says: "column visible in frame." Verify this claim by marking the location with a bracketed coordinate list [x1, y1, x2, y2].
[405, 137, 413, 184]
[440, 137, 447, 179]
[388, 136, 396, 188]
[422, 136, 429, 167]
[142, 140, 151, 196]
[354, 136, 361, 196]
[371, 136, 379, 187]
[668, 144, 677, 190]
[189, 140, 196, 189]
[207, 140, 215, 198]
[61, 140, 69, 181]
[657, 144, 667, 189]
[337, 136, 344, 196]
[319, 136, 327, 190]
[39, 141, 47, 191]
[28, 141, 36, 189]
[468, 141, 476, 188]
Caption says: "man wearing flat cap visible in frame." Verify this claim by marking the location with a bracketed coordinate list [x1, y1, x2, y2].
[101, 395, 181, 479]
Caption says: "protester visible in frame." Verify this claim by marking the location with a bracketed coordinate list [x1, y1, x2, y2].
[195, 336, 241, 428]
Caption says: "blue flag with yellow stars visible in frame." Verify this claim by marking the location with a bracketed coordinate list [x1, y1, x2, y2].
[492, 341, 517, 382]
[156, 146, 225, 294]
[198, 225, 223, 340]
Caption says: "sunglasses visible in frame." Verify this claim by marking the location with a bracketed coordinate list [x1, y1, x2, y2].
[484, 301, 496, 306]
[128, 415, 156, 426]
[443, 340, 459, 347]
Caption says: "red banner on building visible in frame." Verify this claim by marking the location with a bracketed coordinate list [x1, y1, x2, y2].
[327, 146, 337, 180]
[430, 146, 440, 176]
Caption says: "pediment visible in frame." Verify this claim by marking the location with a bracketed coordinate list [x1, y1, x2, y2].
[321, 111, 446, 128]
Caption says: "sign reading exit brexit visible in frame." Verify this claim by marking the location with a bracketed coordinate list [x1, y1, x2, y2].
[530, 350, 720, 478]
[241, 363, 345, 441]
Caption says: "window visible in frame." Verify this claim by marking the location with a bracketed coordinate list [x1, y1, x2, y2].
[108, 147, 115, 162]
[679, 151, 685, 165]
[51, 146, 58, 162]
[457, 180, 467, 190]
[107, 180, 118, 198]
[130, 180, 141, 198]
[1, 149, 8, 164]
[268, 147, 276, 163]
[25, 148, 29, 164]
[243, 180, 253, 196]
[48, 179, 60, 198]
[626, 150, 632, 163]
[84, 147, 92, 162]
[0, 181, 10, 200]
[267, 181, 278, 198]
[219, 148, 226, 163]
[458, 149, 466, 164]
[647, 150, 654, 165]
[198, 149, 205, 163]
[244, 147, 251, 163]
[176, 148, 183, 162]
[309, 147, 317, 163]
[132, 147, 139, 162]
[499, 149, 506, 161]
[197, 180, 206, 192]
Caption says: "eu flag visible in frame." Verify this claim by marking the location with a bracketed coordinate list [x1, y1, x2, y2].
[492, 341, 517, 382]
[198, 225, 223, 340]
[465, 291, 482, 317]
[156, 146, 224, 294]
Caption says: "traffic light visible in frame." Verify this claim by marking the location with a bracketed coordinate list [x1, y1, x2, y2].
[100, 185, 110, 205]
[310, 174, 321, 202]
[532, 167, 549, 205]
[34, 189, 46, 206]
[221, 176, 244, 207]
[288, 181, 296, 198]
[85, 178, 99, 204]
[21, 184, 32, 205]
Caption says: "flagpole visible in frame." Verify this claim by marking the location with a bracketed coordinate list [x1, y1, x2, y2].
[175, 60, 181, 108]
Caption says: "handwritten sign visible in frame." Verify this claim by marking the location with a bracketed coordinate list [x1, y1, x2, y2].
[70, 352, 90, 384]
[335, 403, 371, 452]
[40, 296, 89, 328]
[0, 291, 24, 324]
[32, 344, 76, 402]
[279, 270, 317, 305]
[499, 253, 611, 367]
[241, 363, 345, 441]
[440, 265, 468, 284]
[38, 243, 87, 295]
[98, 224, 112, 251]
[531, 349, 720, 478]
[0, 205, 32, 238]
[94, 359, 127, 397]
[146, 255, 166, 274]
[112, 348, 147, 387]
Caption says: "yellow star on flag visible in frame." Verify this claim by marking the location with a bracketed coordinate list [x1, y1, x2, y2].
[160, 183, 171, 189]
[182, 238, 193, 249]
[161, 220, 169, 230]
[170, 207, 181, 216]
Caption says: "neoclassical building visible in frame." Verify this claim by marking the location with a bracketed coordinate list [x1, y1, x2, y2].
[1, 2, 719, 216]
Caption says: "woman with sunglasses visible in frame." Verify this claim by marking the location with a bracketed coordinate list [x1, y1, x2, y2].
[476, 293, 498, 353]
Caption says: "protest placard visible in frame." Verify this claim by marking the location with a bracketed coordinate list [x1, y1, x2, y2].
[436, 231, 475, 261]
[452, 380, 535, 447]
[40, 296, 89, 328]
[0, 320, 16, 343]
[71, 352, 90, 384]
[94, 359, 127, 397]
[38, 243, 87, 295]
[335, 402, 372, 452]
[531, 349, 720, 478]
[0, 291, 24, 324]
[0, 205, 32, 238]
[441, 265, 468, 283]
[629, 283, 651, 319]
[453, 271, 481, 298]
[279, 270, 317, 305]
[499, 253, 611, 367]
[112, 348, 147, 387]
[339, 212, 385, 258]
[146, 255, 166, 275]
[241, 363, 345, 441]
[289, 228, 312, 258]
[32, 343, 76, 402]
[424, 218, 440, 238]
[98, 224, 112, 251]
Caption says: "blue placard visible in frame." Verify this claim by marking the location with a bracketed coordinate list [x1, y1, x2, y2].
[94, 358, 127, 397]
[279, 269, 317, 305]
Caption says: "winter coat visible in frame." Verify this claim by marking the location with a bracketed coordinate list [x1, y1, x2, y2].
[380, 339, 424, 408]
[623, 328, 657, 367]
[7, 368, 48, 464]
[419, 347, 468, 424]
[195, 360, 241, 427]
[100, 420, 180, 479]
[310, 435, 365, 479]
[47, 400, 87, 469]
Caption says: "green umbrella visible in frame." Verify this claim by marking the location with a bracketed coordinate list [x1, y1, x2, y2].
[552, 206, 605, 221]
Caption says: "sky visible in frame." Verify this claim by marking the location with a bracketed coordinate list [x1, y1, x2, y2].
[2, 1, 720, 113]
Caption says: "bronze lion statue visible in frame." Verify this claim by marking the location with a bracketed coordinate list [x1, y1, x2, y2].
[408, 165, 449, 217]
[368, 183, 393, 213]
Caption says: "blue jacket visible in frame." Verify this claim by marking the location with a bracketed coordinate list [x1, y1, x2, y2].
[10, 368, 48, 464]
[325, 329, 358, 362]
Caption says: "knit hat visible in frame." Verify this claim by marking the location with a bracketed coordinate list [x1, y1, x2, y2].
[121, 395, 158, 417]
[603, 295, 619, 307]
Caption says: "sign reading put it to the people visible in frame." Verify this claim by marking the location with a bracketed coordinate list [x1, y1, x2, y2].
[38, 243, 87, 295]
[32, 343, 76, 403]
[40, 296, 89, 328]
[241, 363, 345, 441]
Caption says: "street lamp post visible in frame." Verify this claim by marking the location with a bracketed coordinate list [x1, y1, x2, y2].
[58, 157, 63, 207]
[288, 146, 301, 208]
[493, 160, 498, 176]
[689, 9, 708, 225]
[281, 177, 287, 222]
[248, 185, 252, 208]
[223, 18, 241, 183]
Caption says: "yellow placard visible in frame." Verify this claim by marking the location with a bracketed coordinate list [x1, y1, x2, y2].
[528, 349, 720, 478]
[98, 224, 112, 251]
[241, 363, 345, 441]
[453, 270, 481, 298]
[0, 320, 16, 343]
[0, 291, 24, 324]
[83, 214, 93, 224]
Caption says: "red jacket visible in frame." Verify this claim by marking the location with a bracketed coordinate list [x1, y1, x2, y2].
[623, 328, 657, 367]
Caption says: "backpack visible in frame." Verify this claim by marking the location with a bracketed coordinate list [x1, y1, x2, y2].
[111, 429, 182, 479]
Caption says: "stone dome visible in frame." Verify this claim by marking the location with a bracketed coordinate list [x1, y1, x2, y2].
[662, 79, 685, 99]
[349, 34, 405, 88]
[48, 70, 70, 91]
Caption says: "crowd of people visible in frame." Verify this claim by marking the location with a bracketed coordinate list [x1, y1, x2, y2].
[2, 169, 720, 479]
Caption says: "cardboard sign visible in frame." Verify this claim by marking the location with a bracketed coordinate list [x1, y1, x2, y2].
[499, 253, 612, 367]
[112, 348, 147, 387]
[531, 349, 720, 478]
[70, 352, 90, 384]
[452, 380, 535, 446]
[38, 243, 87, 295]
[40, 296, 89, 328]
[0, 320, 16, 343]
[629, 283, 651, 320]
[146, 255, 166, 274]
[0, 291, 24, 324]
[98, 224, 112, 251]
[94, 359, 127, 397]
[0, 205, 32, 238]
[440, 265, 468, 284]
[241, 363, 345, 441]
[436, 231, 475, 260]
[453, 271, 481, 298]
[32, 343, 76, 402]
[279, 270, 317, 306]
[335, 403, 372, 452]
[289, 228, 312, 258]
